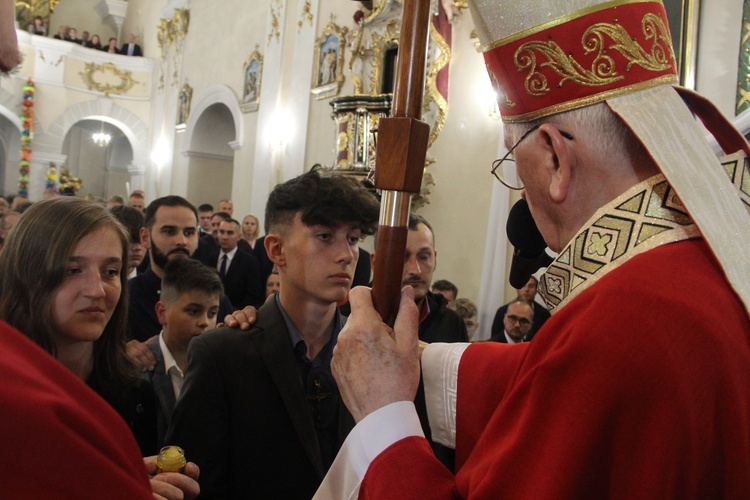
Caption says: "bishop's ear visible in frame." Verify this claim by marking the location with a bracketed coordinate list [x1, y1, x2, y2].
[539, 123, 573, 203]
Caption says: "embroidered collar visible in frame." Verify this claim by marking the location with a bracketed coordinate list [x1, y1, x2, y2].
[539, 174, 700, 314]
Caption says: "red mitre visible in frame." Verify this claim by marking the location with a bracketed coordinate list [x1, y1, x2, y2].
[482, 0, 679, 123]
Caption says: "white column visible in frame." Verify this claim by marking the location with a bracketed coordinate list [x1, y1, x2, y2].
[250, 0, 289, 226]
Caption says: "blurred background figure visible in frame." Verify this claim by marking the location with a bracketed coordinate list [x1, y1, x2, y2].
[454, 298, 479, 341]
[241, 214, 261, 250]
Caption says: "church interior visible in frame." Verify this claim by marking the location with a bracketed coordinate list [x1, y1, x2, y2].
[2, 0, 747, 339]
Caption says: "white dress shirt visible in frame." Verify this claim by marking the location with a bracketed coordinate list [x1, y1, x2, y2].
[158, 332, 184, 399]
[217, 247, 238, 274]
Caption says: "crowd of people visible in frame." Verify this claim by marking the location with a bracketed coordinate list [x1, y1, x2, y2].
[2, 0, 749, 498]
[28, 16, 142, 56]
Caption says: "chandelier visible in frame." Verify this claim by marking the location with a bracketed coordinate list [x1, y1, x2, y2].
[92, 121, 111, 147]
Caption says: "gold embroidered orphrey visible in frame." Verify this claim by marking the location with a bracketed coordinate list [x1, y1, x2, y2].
[720, 150, 750, 214]
[515, 13, 675, 97]
[539, 174, 700, 313]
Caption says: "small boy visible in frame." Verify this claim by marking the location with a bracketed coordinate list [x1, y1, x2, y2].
[144, 258, 223, 448]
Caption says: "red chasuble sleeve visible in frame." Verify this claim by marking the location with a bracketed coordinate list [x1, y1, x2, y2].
[0, 320, 153, 499]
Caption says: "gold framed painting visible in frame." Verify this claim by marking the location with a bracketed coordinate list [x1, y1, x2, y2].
[241, 48, 263, 112]
[311, 20, 347, 100]
[663, 0, 701, 89]
[176, 83, 192, 130]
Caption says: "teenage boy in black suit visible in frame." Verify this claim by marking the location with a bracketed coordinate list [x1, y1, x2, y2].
[167, 168, 380, 498]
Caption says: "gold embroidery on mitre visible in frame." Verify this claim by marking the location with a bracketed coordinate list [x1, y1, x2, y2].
[488, 67, 516, 108]
[514, 13, 675, 97]
[539, 175, 700, 314]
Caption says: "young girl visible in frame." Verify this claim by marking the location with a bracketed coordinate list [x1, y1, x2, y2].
[0, 197, 157, 455]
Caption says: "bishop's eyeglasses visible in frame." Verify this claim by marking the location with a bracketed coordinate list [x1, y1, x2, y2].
[491, 124, 574, 190]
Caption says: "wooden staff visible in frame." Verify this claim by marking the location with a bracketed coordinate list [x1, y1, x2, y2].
[371, 0, 431, 326]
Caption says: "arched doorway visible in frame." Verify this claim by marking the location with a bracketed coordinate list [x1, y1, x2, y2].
[61, 119, 132, 199]
[186, 103, 236, 206]
[0, 114, 21, 198]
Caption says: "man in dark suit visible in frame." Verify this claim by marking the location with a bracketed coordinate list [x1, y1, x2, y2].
[489, 298, 534, 344]
[212, 218, 263, 309]
[491, 275, 550, 341]
[166, 168, 380, 498]
[143, 258, 223, 448]
[200, 211, 251, 265]
[121, 34, 142, 56]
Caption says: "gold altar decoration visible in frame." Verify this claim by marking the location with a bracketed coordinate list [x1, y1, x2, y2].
[330, 0, 449, 206]
[14, 0, 60, 30]
[298, 0, 314, 30]
[268, 0, 282, 43]
[79, 62, 137, 96]
[363, 0, 403, 25]
[58, 166, 82, 195]
[157, 8, 190, 89]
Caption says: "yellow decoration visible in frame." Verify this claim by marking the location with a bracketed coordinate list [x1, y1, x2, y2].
[79, 63, 138, 96]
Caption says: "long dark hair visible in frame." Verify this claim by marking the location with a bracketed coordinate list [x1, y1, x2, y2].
[0, 197, 138, 393]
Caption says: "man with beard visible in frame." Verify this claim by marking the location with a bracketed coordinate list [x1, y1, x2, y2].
[126, 196, 233, 371]
[491, 276, 550, 341]
[395, 215, 467, 345]
[488, 298, 534, 344]
[371, 214, 467, 471]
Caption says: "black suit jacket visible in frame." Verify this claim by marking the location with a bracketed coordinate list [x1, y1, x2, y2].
[212, 249, 263, 309]
[199, 234, 251, 265]
[166, 300, 354, 499]
[143, 338, 176, 450]
[121, 42, 142, 56]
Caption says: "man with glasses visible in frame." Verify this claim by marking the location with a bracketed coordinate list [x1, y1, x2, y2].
[489, 298, 533, 344]
[314, 0, 750, 498]
[490, 276, 549, 341]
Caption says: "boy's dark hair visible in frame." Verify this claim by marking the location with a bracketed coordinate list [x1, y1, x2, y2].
[161, 258, 224, 305]
[264, 166, 379, 235]
[109, 205, 144, 243]
[212, 211, 231, 221]
[198, 203, 214, 213]
[143, 195, 198, 229]
[432, 279, 458, 297]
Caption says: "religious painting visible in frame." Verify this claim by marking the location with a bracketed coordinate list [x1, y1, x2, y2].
[311, 20, 347, 100]
[241, 49, 263, 112]
[176, 83, 192, 130]
[663, 0, 701, 89]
